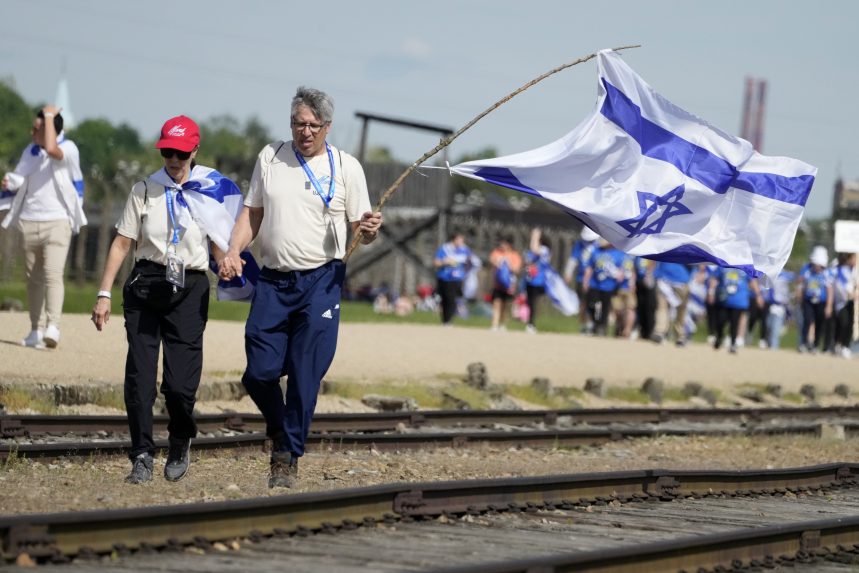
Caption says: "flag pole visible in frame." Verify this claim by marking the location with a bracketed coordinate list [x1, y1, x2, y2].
[344, 44, 641, 261]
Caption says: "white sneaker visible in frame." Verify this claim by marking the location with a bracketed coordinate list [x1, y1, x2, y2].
[525, 324, 537, 334]
[43, 325, 60, 348]
[21, 329, 45, 349]
[758, 340, 768, 349]
[706, 335, 715, 345]
[841, 347, 852, 360]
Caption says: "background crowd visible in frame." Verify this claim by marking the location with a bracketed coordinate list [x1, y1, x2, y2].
[420, 228, 858, 358]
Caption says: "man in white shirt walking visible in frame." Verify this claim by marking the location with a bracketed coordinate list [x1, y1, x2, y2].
[1, 105, 86, 349]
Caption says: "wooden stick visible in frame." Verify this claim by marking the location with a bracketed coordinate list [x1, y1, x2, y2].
[344, 44, 641, 261]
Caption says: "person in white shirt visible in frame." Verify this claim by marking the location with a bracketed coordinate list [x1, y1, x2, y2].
[1, 105, 87, 349]
[220, 87, 382, 489]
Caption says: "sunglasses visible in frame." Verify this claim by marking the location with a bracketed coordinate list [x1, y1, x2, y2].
[160, 148, 193, 160]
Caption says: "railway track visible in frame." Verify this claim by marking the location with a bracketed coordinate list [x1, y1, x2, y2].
[5, 405, 859, 437]
[3, 406, 858, 460]
[4, 463, 859, 572]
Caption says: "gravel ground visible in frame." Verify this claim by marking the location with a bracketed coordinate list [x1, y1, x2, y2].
[1, 434, 855, 516]
[1, 312, 858, 517]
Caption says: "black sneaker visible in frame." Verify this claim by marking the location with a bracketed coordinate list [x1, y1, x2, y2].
[164, 437, 192, 482]
[125, 453, 154, 484]
[269, 451, 297, 489]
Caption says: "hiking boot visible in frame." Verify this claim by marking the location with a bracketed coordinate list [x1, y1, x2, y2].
[125, 453, 154, 484]
[268, 451, 297, 488]
[164, 437, 191, 482]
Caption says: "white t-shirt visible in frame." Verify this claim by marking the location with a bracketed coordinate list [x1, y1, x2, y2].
[116, 181, 210, 271]
[245, 141, 371, 272]
[18, 142, 80, 221]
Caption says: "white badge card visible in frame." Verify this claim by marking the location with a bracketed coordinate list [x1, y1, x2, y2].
[166, 251, 185, 288]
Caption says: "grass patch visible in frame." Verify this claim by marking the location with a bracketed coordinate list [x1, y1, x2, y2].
[324, 380, 446, 409]
[0, 387, 56, 414]
[90, 387, 125, 411]
[503, 384, 579, 409]
[662, 387, 689, 402]
[441, 385, 490, 409]
[782, 392, 804, 404]
[606, 386, 651, 404]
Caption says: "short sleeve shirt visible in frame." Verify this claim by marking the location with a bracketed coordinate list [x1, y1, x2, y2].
[116, 181, 210, 271]
[245, 142, 371, 271]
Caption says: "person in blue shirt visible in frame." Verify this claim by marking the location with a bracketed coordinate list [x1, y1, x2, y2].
[433, 231, 472, 325]
[796, 246, 834, 353]
[612, 255, 637, 338]
[582, 238, 628, 336]
[653, 262, 692, 346]
[708, 267, 764, 353]
[523, 228, 551, 334]
[831, 252, 855, 358]
[564, 226, 598, 333]
[764, 270, 795, 350]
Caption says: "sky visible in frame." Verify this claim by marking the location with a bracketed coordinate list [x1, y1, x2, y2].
[1, 0, 856, 219]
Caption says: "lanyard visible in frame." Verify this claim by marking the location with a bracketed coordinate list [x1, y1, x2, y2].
[163, 174, 181, 248]
[294, 143, 335, 208]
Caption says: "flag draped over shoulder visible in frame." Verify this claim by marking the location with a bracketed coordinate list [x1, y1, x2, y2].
[449, 50, 816, 282]
[150, 166, 258, 301]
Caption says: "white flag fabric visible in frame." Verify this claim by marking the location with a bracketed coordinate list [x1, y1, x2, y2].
[149, 165, 258, 301]
[545, 267, 579, 316]
[450, 50, 816, 282]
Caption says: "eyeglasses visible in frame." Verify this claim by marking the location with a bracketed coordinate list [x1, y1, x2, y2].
[291, 121, 327, 134]
[160, 148, 193, 160]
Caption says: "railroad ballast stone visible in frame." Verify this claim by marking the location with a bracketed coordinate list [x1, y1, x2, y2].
[834, 384, 850, 399]
[800, 384, 818, 402]
[361, 394, 418, 412]
[531, 377, 553, 397]
[584, 378, 605, 398]
[465, 362, 489, 390]
[642, 377, 664, 404]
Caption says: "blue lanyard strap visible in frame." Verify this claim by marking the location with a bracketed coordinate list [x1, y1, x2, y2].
[294, 143, 336, 208]
[164, 186, 180, 247]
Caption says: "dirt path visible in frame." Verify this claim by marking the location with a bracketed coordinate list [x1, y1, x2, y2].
[0, 312, 855, 393]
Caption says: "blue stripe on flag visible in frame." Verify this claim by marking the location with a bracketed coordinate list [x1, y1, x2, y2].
[600, 78, 813, 207]
[645, 245, 760, 278]
[472, 167, 541, 197]
[181, 172, 242, 204]
[73, 179, 84, 198]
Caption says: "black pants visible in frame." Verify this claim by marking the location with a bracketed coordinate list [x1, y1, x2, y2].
[835, 303, 855, 348]
[801, 300, 827, 350]
[747, 301, 770, 344]
[437, 279, 462, 324]
[636, 283, 656, 339]
[526, 284, 545, 326]
[588, 289, 615, 336]
[123, 262, 209, 459]
[714, 306, 743, 348]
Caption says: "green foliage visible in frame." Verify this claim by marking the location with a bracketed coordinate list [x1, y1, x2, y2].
[197, 115, 272, 186]
[606, 386, 650, 404]
[365, 145, 396, 163]
[0, 80, 35, 167]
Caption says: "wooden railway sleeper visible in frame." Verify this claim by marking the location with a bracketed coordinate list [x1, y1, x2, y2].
[0, 418, 26, 438]
[393, 490, 425, 515]
[5, 524, 55, 559]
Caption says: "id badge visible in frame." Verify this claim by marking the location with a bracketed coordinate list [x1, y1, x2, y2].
[166, 251, 185, 288]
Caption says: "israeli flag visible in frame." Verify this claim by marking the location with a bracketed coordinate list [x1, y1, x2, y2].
[150, 165, 258, 301]
[450, 50, 816, 282]
[545, 267, 579, 316]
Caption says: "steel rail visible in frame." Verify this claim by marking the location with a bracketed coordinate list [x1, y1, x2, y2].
[428, 514, 859, 573]
[1, 463, 857, 564]
[4, 405, 859, 437]
[0, 424, 827, 461]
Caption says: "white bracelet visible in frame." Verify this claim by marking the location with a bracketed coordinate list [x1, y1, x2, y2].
[43, 112, 55, 118]
[97, 290, 111, 299]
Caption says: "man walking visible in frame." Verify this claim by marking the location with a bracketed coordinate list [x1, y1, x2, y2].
[220, 87, 382, 488]
[1, 105, 86, 349]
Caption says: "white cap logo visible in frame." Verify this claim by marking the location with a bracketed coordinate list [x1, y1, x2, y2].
[167, 125, 186, 137]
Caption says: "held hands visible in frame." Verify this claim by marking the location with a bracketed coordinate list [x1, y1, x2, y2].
[218, 251, 246, 280]
[359, 211, 383, 244]
[92, 298, 111, 331]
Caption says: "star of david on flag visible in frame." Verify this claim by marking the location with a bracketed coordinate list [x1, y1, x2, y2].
[448, 50, 817, 282]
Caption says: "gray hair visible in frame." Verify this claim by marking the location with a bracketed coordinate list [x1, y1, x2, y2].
[291, 86, 334, 124]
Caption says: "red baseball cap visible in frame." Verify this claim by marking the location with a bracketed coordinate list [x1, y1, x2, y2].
[155, 115, 200, 152]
